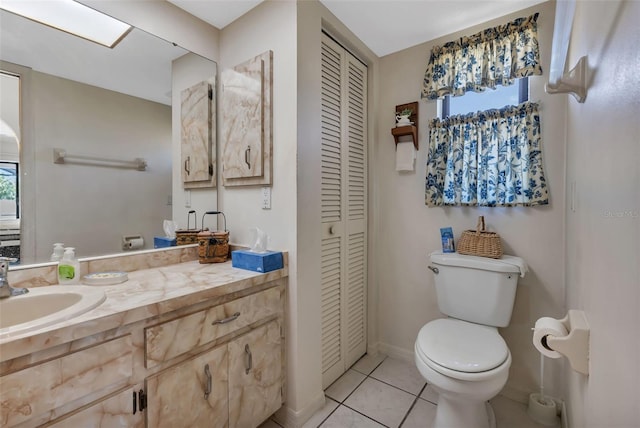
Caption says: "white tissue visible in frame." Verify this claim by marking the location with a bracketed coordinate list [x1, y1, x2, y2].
[532, 317, 568, 358]
[163, 220, 178, 238]
[396, 141, 416, 171]
[250, 227, 269, 253]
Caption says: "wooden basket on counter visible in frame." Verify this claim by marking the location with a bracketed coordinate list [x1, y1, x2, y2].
[457, 216, 503, 259]
[197, 211, 229, 263]
[176, 210, 200, 246]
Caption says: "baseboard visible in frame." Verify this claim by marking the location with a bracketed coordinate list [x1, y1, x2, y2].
[273, 390, 326, 428]
[377, 341, 414, 364]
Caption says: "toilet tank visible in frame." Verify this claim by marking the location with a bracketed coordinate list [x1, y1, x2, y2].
[429, 251, 525, 327]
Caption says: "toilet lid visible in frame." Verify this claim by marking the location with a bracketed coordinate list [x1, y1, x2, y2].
[416, 318, 508, 373]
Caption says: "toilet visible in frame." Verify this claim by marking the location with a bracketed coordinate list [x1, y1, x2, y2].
[415, 251, 527, 428]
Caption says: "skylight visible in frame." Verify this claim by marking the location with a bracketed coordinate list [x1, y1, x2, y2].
[0, 0, 132, 48]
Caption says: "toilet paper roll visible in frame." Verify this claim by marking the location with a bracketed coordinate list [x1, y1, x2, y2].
[126, 237, 144, 250]
[532, 317, 568, 359]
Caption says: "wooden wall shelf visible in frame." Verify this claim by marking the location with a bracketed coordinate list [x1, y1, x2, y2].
[392, 125, 418, 150]
[392, 101, 419, 150]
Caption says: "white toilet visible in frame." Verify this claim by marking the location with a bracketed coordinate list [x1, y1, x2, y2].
[414, 251, 526, 428]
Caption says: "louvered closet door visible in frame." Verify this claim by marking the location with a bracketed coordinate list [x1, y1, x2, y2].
[320, 33, 368, 389]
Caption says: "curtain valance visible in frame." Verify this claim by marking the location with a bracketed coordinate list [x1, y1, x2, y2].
[421, 13, 542, 100]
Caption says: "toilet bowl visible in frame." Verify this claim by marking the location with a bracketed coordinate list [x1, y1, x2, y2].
[414, 318, 511, 428]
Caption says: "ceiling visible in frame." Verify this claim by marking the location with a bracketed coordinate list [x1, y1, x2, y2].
[169, 0, 548, 57]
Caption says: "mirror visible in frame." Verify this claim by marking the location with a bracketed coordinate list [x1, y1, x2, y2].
[0, 8, 217, 265]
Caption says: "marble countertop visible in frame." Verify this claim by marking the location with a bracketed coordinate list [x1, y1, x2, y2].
[0, 259, 288, 362]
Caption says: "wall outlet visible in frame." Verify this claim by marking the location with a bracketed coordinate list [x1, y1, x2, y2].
[185, 190, 191, 208]
[262, 187, 271, 210]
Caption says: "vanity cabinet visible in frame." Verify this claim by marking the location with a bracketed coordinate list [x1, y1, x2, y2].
[0, 281, 285, 428]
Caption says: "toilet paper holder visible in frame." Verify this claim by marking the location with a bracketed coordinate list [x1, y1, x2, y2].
[122, 235, 144, 251]
[545, 310, 590, 375]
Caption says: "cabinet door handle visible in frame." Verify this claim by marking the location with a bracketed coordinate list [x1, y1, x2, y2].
[185, 156, 191, 175]
[204, 364, 212, 400]
[211, 311, 240, 325]
[244, 344, 253, 374]
[244, 146, 251, 169]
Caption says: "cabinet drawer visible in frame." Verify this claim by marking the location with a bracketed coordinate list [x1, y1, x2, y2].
[0, 335, 132, 427]
[145, 286, 282, 368]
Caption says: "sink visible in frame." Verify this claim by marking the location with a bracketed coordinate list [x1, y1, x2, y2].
[0, 286, 106, 339]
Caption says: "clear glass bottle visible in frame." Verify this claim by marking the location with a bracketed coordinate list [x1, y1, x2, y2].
[50, 243, 65, 262]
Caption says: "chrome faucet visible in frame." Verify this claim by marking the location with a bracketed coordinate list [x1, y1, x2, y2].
[0, 257, 28, 298]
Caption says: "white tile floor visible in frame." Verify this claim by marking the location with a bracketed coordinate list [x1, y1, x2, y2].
[260, 354, 559, 428]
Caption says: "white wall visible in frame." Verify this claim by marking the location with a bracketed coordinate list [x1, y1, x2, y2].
[563, 1, 640, 426]
[375, 1, 567, 401]
[217, 0, 304, 421]
[29, 72, 172, 262]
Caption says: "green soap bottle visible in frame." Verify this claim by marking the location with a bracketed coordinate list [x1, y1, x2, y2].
[58, 247, 80, 284]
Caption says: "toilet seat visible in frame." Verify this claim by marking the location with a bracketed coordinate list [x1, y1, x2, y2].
[416, 318, 509, 381]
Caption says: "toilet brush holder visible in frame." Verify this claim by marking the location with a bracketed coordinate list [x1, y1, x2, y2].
[527, 393, 558, 426]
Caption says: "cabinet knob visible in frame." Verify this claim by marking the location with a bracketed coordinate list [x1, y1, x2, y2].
[184, 156, 191, 175]
[244, 344, 253, 374]
[329, 225, 335, 235]
[204, 364, 212, 400]
[211, 311, 240, 325]
[244, 146, 251, 169]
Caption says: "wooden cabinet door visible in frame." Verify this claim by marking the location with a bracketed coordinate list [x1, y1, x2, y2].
[181, 80, 213, 185]
[228, 321, 282, 428]
[48, 387, 144, 428]
[145, 344, 229, 428]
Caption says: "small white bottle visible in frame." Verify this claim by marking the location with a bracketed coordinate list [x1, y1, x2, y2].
[50, 243, 65, 262]
[58, 247, 80, 284]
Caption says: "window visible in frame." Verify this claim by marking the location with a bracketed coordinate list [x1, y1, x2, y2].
[441, 77, 529, 118]
[0, 162, 19, 220]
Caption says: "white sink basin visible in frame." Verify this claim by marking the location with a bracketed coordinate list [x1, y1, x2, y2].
[0, 286, 106, 339]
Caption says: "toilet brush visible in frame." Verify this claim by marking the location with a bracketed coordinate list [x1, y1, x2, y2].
[527, 355, 559, 426]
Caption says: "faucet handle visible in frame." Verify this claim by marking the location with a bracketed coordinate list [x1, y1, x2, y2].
[0, 257, 17, 274]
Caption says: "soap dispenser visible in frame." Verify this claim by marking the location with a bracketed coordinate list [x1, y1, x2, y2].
[50, 243, 65, 262]
[58, 247, 80, 284]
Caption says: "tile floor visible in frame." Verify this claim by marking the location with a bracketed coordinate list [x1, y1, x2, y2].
[260, 354, 558, 428]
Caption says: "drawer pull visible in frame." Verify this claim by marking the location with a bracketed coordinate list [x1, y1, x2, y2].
[211, 311, 240, 325]
[244, 344, 253, 374]
[204, 364, 212, 400]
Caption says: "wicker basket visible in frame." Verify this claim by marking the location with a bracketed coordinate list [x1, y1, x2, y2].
[197, 211, 229, 264]
[175, 230, 199, 246]
[197, 230, 229, 263]
[457, 216, 503, 259]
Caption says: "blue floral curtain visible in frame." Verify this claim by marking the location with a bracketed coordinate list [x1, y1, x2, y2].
[422, 14, 542, 100]
[425, 102, 548, 207]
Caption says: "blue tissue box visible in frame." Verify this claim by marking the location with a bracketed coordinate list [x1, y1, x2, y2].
[154, 236, 176, 248]
[232, 250, 284, 273]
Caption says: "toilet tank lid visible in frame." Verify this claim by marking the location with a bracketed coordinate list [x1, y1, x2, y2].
[429, 251, 528, 277]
